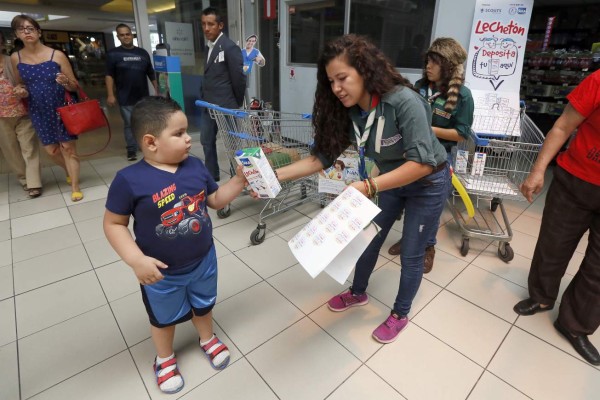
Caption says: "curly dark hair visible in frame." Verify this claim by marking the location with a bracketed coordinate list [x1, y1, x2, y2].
[421, 52, 454, 97]
[313, 34, 412, 162]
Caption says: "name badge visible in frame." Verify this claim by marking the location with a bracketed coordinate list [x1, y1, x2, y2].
[218, 51, 225, 62]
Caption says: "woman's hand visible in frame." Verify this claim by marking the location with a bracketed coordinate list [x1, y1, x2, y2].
[55, 72, 74, 89]
[348, 180, 368, 197]
[13, 84, 28, 98]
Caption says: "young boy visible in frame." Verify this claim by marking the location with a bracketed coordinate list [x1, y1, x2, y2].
[103, 96, 246, 394]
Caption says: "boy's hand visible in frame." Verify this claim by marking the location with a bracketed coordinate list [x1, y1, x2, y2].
[131, 255, 168, 285]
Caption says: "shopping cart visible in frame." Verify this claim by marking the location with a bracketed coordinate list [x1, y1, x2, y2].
[448, 109, 545, 261]
[195, 100, 320, 244]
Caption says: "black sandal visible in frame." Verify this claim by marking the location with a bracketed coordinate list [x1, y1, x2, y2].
[28, 188, 42, 198]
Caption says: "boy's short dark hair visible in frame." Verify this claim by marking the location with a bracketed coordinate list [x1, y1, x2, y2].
[115, 23, 131, 32]
[131, 96, 182, 143]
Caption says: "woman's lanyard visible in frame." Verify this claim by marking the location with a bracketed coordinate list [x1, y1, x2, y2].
[352, 95, 383, 180]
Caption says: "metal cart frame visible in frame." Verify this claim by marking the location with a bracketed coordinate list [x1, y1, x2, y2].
[195, 100, 320, 244]
[448, 111, 545, 262]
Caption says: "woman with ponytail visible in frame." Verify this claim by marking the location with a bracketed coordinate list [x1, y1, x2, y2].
[388, 38, 474, 274]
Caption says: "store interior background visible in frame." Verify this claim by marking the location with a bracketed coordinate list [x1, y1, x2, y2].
[0, 0, 598, 173]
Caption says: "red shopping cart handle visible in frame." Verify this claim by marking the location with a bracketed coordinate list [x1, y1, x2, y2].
[195, 100, 249, 118]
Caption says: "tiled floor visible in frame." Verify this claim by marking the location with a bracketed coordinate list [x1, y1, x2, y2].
[1, 136, 599, 399]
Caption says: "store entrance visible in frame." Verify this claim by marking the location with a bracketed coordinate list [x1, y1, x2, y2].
[258, 4, 280, 110]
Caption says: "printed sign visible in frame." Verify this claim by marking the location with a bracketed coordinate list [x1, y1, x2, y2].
[165, 22, 195, 66]
[466, 0, 533, 136]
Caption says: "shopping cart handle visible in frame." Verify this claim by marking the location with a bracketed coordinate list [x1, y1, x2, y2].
[302, 113, 312, 119]
[195, 100, 249, 118]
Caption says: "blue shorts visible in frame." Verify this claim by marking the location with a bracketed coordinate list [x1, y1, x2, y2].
[141, 245, 217, 327]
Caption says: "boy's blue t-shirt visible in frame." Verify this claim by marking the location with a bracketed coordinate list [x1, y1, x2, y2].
[106, 156, 219, 274]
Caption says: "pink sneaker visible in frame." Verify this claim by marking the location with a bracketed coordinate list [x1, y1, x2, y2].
[328, 289, 369, 312]
[372, 313, 409, 343]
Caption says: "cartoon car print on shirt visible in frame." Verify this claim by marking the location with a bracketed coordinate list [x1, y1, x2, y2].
[155, 191, 209, 239]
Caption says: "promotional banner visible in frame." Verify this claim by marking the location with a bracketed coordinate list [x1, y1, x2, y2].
[466, 1, 533, 136]
[164, 22, 195, 66]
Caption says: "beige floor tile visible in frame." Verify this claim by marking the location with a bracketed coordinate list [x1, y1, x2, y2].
[0, 203, 8, 221]
[471, 247, 531, 288]
[0, 264, 13, 300]
[68, 198, 107, 222]
[0, 240, 10, 268]
[110, 292, 150, 347]
[521, 198, 545, 220]
[575, 232, 589, 255]
[0, 298, 16, 347]
[247, 317, 361, 400]
[180, 358, 278, 400]
[0, 220, 9, 242]
[367, 324, 482, 400]
[11, 207, 73, 239]
[130, 322, 240, 400]
[13, 245, 92, 294]
[75, 216, 105, 243]
[508, 230, 538, 259]
[511, 214, 544, 237]
[0, 342, 19, 400]
[250, 209, 312, 235]
[28, 351, 149, 400]
[96, 260, 139, 302]
[9, 194, 66, 219]
[435, 222, 493, 262]
[213, 238, 232, 259]
[292, 201, 323, 219]
[309, 298, 388, 362]
[367, 261, 443, 317]
[422, 248, 469, 288]
[267, 263, 347, 314]
[207, 203, 251, 228]
[16, 271, 107, 338]
[515, 308, 600, 367]
[234, 235, 298, 278]
[412, 290, 511, 366]
[469, 371, 529, 400]
[83, 236, 121, 268]
[566, 251, 584, 276]
[277, 224, 303, 242]
[229, 195, 265, 217]
[377, 228, 404, 261]
[488, 327, 600, 399]
[19, 306, 126, 399]
[217, 253, 262, 302]
[11, 225, 81, 263]
[447, 265, 527, 323]
[328, 365, 405, 400]
[213, 282, 303, 353]
[212, 216, 274, 252]
[62, 185, 108, 206]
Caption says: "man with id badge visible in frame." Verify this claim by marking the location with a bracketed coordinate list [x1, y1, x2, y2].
[200, 7, 246, 181]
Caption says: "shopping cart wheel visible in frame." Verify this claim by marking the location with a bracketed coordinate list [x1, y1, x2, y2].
[460, 238, 470, 256]
[490, 198, 501, 212]
[250, 223, 266, 245]
[217, 205, 231, 219]
[497, 243, 514, 263]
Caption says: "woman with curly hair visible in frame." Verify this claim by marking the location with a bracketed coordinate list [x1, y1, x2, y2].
[388, 38, 474, 273]
[273, 34, 449, 343]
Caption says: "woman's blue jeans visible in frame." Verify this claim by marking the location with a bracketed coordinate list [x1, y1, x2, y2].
[351, 164, 450, 316]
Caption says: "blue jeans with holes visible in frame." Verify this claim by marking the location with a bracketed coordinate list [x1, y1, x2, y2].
[119, 105, 138, 153]
[351, 164, 450, 316]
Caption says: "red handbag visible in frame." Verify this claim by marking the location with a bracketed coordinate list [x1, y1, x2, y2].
[56, 87, 107, 135]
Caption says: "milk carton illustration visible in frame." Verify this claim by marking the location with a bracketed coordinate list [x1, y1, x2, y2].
[235, 147, 282, 198]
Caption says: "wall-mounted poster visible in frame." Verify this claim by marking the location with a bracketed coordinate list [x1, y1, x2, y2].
[466, 1, 533, 136]
[164, 22, 195, 66]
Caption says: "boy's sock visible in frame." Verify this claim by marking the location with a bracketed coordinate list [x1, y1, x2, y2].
[155, 353, 183, 393]
[200, 334, 230, 368]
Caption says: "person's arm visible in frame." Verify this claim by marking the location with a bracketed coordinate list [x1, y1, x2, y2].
[520, 104, 585, 202]
[103, 210, 168, 285]
[105, 75, 116, 106]
[432, 126, 463, 142]
[226, 42, 246, 107]
[9, 53, 28, 98]
[254, 50, 266, 67]
[274, 155, 325, 182]
[348, 160, 432, 198]
[206, 165, 247, 209]
[54, 51, 79, 92]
